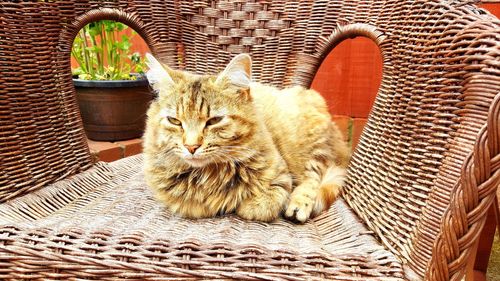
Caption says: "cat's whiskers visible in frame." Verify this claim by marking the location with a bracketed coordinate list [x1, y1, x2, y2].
[154, 148, 179, 165]
[195, 145, 258, 165]
[214, 150, 253, 164]
[219, 145, 259, 160]
[210, 153, 229, 165]
[216, 151, 253, 163]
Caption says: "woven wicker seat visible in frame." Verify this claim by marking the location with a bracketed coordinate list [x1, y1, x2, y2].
[1, 155, 404, 280]
[0, 1, 499, 280]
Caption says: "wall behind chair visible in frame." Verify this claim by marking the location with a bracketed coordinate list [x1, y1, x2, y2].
[310, 2, 500, 147]
[71, 3, 499, 148]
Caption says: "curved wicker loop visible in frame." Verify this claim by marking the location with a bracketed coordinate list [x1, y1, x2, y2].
[293, 23, 386, 88]
[65, 8, 159, 56]
[428, 91, 500, 279]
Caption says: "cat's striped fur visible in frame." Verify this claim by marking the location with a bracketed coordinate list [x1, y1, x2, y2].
[143, 54, 350, 222]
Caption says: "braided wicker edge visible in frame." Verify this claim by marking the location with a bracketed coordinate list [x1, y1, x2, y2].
[428, 94, 500, 280]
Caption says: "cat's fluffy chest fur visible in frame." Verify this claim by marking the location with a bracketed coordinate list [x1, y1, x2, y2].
[143, 54, 350, 222]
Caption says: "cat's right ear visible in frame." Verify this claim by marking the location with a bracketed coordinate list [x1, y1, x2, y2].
[145, 53, 175, 93]
[215, 54, 252, 88]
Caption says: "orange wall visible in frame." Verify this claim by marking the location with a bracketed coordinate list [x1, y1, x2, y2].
[311, 37, 381, 118]
[481, 3, 500, 18]
[310, 37, 382, 146]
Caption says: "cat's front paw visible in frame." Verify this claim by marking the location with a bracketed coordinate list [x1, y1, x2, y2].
[237, 201, 279, 222]
[285, 193, 314, 223]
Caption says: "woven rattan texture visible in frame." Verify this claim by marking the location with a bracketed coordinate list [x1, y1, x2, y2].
[0, 2, 94, 203]
[0, 155, 405, 280]
[0, 1, 499, 280]
[339, 3, 500, 280]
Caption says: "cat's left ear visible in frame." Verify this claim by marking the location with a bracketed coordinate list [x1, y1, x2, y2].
[215, 54, 252, 88]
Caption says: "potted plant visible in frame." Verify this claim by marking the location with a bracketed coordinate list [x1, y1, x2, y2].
[72, 20, 153, 141]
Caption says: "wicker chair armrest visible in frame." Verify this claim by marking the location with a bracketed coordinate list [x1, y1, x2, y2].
[429, 91, 500, 280]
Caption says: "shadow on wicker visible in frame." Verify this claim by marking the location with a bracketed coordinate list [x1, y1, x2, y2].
[0, 1, 499, 280]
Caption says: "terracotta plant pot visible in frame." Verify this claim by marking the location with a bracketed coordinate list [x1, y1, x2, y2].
[73, 76, 153, 141]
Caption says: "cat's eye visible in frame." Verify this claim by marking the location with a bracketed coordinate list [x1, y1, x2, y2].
[206, 116, 223, 126]
[167, 117, 182, 126]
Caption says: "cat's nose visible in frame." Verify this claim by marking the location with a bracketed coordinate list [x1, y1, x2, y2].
[184, 144, 201, 154]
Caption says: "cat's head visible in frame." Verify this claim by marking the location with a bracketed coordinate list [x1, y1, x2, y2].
[145, 53, 258, 167]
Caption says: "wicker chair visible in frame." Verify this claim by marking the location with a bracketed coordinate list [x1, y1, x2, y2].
[0, 0, 499, 280]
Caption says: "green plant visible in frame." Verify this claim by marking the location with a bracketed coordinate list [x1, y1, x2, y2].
[71, 20, 146, 80]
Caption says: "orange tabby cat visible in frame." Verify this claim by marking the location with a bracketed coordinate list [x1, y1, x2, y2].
[143, 53, 350, 222]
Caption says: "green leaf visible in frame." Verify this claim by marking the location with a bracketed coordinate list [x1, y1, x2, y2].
[78, 73, 92, 80]
[85, 46, 97, 52]
[87, 24, 101, 36]
[120, 73, 130, 80]
[72, 67, 83, 76]
[95, 73, 107, 80]
[135, 64, 144, 74]
[130, 52, 140, 64]
[118, 40, 131, 51]
[104, 21, 116, 32]
[116, 22, 126, 31]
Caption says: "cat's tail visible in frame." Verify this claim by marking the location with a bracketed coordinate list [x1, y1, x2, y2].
[312, 166, 346, 216]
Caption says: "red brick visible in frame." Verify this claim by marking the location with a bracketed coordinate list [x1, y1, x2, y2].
[351, 118, 368, 149]
[86, 139, 123, 162]
[331, 115, 352, 142]
[115, 138, 143, 157]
